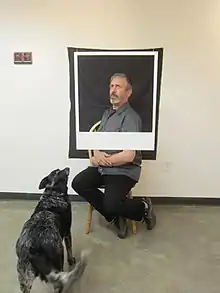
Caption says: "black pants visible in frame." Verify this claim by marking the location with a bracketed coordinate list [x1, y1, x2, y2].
[71, 166, 145, 222]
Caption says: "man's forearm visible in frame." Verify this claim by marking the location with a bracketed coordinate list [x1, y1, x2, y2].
[108, 150, 135, 166]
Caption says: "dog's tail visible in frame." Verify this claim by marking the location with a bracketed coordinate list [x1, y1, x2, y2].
[31, 249, 89, 291]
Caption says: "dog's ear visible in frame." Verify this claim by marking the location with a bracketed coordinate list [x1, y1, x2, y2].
[38, 176, 49, 190]
[38, 169, 60, 190]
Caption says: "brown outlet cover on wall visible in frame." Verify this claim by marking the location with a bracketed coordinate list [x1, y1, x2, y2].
[14, 52, 32, 64]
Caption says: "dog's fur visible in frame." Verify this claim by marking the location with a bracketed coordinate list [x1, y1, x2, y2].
[15, 167, 87, 293]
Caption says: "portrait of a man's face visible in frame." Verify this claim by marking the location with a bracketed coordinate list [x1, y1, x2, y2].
[68, 47, 163, 160]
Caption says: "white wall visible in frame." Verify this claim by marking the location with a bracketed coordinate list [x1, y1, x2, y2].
[0, 0, 219, 197]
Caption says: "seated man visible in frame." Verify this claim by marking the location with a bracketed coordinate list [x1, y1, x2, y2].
[72, 73, 156, 238]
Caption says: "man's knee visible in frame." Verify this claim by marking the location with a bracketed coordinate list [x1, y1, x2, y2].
[71, 174, 83, 193]
[71, 167, 98, 193]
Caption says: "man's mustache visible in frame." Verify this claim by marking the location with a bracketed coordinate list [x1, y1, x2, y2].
[110, 93, 118, 98]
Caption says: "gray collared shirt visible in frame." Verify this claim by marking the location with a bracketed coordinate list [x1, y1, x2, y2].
[96, 102, 142, 182]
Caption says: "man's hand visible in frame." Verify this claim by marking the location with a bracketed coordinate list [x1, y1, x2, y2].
[91, 156, 99, 166]
[94, 150, 112, 166]
[107, 150, 135, 166]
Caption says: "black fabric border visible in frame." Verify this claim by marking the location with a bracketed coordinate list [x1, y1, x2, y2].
[67, 47, 164, 160]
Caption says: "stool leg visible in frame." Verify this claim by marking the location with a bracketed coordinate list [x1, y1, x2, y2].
[86, 204, 94, 234]
[131, 220, 137, 234]
[127, 190, 138, 235]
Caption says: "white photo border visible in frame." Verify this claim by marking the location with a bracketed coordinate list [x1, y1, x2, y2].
[74, 50, 158, 150]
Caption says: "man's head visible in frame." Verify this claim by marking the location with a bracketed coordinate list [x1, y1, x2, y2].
[109, 73, 132, 109]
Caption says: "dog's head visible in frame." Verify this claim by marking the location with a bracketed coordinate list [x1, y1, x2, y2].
[39, 167, 70, 194]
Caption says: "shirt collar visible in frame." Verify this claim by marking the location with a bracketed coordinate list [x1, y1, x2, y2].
[114, 101, 131, 115]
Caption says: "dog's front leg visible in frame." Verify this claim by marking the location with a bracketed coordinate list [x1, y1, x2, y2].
[17, 260, 35, 293]
[64, 232, 76, 267]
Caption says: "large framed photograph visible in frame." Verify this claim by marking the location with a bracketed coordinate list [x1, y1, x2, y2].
[68, 47, 163, 160]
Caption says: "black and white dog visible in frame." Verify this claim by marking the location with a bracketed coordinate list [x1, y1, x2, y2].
[15, 167, 87, 293]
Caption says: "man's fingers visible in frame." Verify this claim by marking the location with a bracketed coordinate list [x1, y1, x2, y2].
[96, 153, 112, 166]
[103, 156, 112, 165]
[99, 158, 112, 166]
[101, 160, 111, 166]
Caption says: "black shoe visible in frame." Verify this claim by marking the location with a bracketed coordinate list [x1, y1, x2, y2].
[113, 216, 128, 239]
[142, 197, 156, 230]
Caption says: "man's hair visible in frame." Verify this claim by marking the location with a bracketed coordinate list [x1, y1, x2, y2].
[110, 73, 132, 90]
